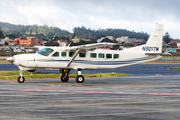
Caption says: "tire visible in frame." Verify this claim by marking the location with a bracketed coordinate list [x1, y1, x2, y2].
[76, 75, 84, 83]
[17, 76, 25, 83]
[61, 75, 69, 82]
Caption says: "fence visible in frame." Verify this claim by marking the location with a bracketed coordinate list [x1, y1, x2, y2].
[160, 56, 180, 60]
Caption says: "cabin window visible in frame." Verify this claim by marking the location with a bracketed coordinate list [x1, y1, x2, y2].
[37, 48, 54, 56]
[52, 52, 59, 57]
[114, 54, 119, 59]
[106, 54, 112, 59]
[79, 53, 86, 57]
[61, 52, 66, 57]
[90, 53, 97, 58]
[99, 53, 104, 58]
[69, 52, 75, 57]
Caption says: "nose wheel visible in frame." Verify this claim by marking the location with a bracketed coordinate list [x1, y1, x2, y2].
[17, 76, 25, 83]
[17, 70, 25, 83]
[76, 69, 84, 83]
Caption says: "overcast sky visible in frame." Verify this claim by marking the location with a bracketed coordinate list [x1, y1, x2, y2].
[0, 0, 180, 38]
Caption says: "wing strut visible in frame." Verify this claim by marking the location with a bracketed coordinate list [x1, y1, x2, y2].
[66, 49, 80, 67]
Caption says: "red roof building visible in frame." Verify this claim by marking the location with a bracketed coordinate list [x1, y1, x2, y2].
[57, 40, 68, 47]
[19, 37, 36, 46]
[8, 40, 19, 45]
[133, 39, 145, 43]
[15, 37, 26, 41]
[171, 39, 180, 43]
[38, 41, 47, 46]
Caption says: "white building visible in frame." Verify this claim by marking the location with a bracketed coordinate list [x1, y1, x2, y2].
[97, 39, 101, 43]
[106, 36, 114, 41]
[97, 36, 114, 43]
[0, 37, 10, 45]
[116, 36, 133, 44]
[177, 43, 180, 48]
[57, 40, 68, 47]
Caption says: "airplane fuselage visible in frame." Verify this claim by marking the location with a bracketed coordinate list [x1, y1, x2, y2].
[14, 48, 161, 71]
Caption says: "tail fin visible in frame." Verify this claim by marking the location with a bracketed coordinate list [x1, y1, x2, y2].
[145, 24, 163, 53]
[126, 24, 163, 54]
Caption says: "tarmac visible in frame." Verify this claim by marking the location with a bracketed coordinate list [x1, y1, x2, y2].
[0, 75, 180, 120]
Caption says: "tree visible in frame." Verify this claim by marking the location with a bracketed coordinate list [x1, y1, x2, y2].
[44, 41, 59, 46]
[10, 30, 22, 37]
[5, 34, 16, 39]
[143, 36, 148, 41]
[164, 32, 171, 44]
[73, 26, 149, 39]
[35, 34, 45, 39]
[0, 22, 71, 38]
[46, 32, 54, 39]
[5, 41, 8, 45]
[54, 36, 60, 40]
[72, 32, 76, 38]
[101, 38, 114, 43]
[59, 36, 70, 41]
[0, 26, 4, 38]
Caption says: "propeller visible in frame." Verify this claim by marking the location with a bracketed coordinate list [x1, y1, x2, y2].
[6, 46, 14, 66]
[6, 56, 14, 66]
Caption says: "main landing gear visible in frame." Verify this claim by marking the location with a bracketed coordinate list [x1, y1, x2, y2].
[60, 69, 85, 83]
[16, 69, 85, 83]
[60, 69, 70, 82]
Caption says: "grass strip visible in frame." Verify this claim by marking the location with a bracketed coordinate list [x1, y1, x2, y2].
[0, 70, 30, 75]
[0, 71, 132, 79]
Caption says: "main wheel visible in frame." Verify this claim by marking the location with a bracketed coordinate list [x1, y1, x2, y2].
[61, 75, 69, 82]
[17, 76, 25, 83]
[76, 75, 84, 83]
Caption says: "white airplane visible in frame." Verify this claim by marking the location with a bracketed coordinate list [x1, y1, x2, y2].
[6, 24, 163, 83]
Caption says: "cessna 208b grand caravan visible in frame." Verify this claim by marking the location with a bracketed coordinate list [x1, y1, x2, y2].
[6, 24, 163, 83]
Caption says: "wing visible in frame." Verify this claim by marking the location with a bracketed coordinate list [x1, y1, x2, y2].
[62, 42, 118, 51]
[63, 42, 117, 68]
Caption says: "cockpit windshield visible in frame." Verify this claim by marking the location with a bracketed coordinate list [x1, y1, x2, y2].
[37, 48, 54, 56]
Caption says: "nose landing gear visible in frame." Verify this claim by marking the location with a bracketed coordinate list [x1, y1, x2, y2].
[76, 69, 84, 83]
[17, 70, 25, 83]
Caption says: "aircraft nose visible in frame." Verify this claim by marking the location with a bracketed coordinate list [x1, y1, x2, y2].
[6, 57, 15, 62]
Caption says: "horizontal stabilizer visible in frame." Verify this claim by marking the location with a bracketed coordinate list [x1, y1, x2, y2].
[145, 53, 162, 55]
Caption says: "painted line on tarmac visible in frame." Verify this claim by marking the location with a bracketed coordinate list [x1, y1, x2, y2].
[1, 88, 180, 96]
[38, 84, 180, 90]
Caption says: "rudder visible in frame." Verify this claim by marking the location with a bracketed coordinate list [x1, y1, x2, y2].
[145, 24, 163, 53]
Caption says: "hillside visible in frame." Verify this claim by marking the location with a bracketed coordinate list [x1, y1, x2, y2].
[0, 22, 71, 38]
[0, 22, 149, 40]
[73, 26, 149, 39]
